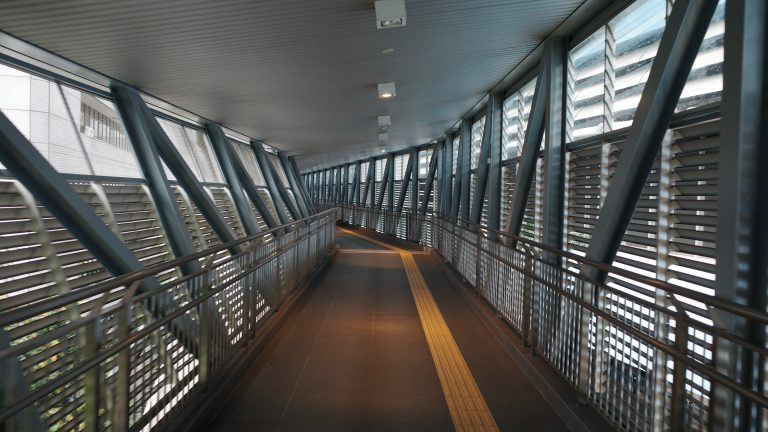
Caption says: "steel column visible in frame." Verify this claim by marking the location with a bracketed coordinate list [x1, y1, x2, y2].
[487, 91, 504, 234]
[387, 155, 395, 211]
[112, 85, 201, 276]
[395, 150, 414, 215]
[206, 123, 262, 236]
[278, 153, 310, 217]
[714, 1, 768, 430]
[503, 44, 548, 246]
[352, 161, 362, 206]
[342, 164, 349, 204]
[376, 156, 392, 212]
[252, 141, 296, 222]
[410, 149, 419, 213]
[583, 0, 718, 282]
[361, 160, 374, 207]
[541, 38, 567, 263]
[419, 145, 439, 215]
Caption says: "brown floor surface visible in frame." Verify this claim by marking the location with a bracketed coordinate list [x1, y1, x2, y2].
[206, 229, 567, 431]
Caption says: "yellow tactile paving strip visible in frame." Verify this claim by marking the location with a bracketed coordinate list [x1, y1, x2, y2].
[337, 227, 499, 432]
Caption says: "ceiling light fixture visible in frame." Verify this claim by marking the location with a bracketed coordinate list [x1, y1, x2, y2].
[379, 133, 389, 142]
[375, 0, 407, 29]
[378, 115, 391, 127]
[381, 48, 395, 55]
[378, 82, 396, 99]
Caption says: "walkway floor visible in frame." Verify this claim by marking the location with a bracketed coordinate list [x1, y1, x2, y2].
[206, 227, 568, 431]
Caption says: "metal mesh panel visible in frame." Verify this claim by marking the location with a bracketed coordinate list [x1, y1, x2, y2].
[502, 79, 536, 160]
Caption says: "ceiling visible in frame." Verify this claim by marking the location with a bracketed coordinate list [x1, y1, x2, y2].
[0, 0, 593, 170]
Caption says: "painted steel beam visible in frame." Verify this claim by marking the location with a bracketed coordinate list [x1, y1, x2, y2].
[458, 119, 472, 222]
[419, 145, 439, 215]
[442, 135, 454, 215]
[487, 91, 504, 234]
[206, 123, 262, 236]
[278, 152, 309, 217]
[342, 164, 349, 204]
[289, 156, 314, 213]
[376, 156, 392, 212]
[361, 159, 374, 207]
[112, 85, 201, 276]
[395, 150, 414, 215]
[541, 38, 567, 264]
[252, 142, 296, 222]
[583, 0, 718, 282]
[352, 161, 362, 206]
[115, 86, 243, 255]
[410, 149, 419, 213]
[714, 1, 767, 430]
[503, 44, 548, 245]
[386, 154, 395, 211]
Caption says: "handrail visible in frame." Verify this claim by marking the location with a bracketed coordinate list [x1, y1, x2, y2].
[321, 202, 768, 324]
[0, 206, 339, 430]
[0, 208, 338, 327]
[322, 202, 768, 325]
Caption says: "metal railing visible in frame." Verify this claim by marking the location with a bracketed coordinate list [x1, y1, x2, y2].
[322, 202, 767, 432]
[0, 208, 338, 432]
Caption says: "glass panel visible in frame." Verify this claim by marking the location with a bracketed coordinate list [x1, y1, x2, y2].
[676, 0, 725, 112]
[470, 117, 485, 170]
[611, 0, 666, 129]
[502, 79, 537, 159]
[569, 27, 606, 141]
[0, 62, 141, 177]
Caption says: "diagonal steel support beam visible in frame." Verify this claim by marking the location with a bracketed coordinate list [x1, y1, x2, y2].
[352, 161, 362, 206]
[278, 152, 309, 217]
[714, 1, 767, 430]
[113, 85, 243, 256]
[395, 150, 415, 215]
[583, 0, 718, 282]
[504, 44, 549, 246]
[386, 154, 395, 211]
[361, 160, 374, 207]
[419, 146, 439, 215]
[206, 123, 262, 236]
[292, 157, 315, 213]
[376, 156, 392, 212]
[252, 141, 296, 222]
[441, 135, 454, 215]
[470, 93, 502, 226]
[226, 142, 281, 230]
[0, 109, 199, 355]
[112, 85, 202, 276]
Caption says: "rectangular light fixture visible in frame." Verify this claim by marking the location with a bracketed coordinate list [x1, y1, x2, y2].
[375, 0, 406, 29]
[379, 133, 389, 142]
[378, 82, 396, 99]
[378, 115, 391, 127]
